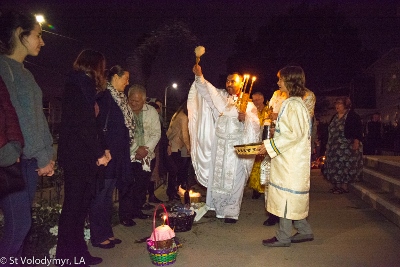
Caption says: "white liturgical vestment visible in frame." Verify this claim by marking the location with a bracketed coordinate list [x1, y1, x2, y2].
[187, 75, 260, 219]
[264, 97, 311, 220]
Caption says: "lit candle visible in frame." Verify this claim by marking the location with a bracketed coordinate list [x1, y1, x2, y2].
[162, 215, 167, 226]
[189, 191, 201, 197]
[248, 76, 256, 95]
[242, 74, 250, 94]
[238, 75, 245, 95]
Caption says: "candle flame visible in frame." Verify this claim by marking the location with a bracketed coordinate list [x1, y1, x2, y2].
[242, 75, 250, 94]
[248, 76, 257, 95]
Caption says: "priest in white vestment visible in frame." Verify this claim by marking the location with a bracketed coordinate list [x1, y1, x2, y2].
[188, 64, 260, 223]
[259, 66, 314, 247]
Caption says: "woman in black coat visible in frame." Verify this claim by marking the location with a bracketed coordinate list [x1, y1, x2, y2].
[89, 65, 134, 248]
[56, 50, 110, 265]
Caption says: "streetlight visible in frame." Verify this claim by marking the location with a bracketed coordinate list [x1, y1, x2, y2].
[35, 14, 45, 24]
[164, 83, 178, 125]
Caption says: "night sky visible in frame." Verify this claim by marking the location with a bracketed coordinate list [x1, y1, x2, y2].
[1, 0, 399, 102]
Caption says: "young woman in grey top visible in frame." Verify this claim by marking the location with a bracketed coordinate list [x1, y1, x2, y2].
[0, 10, 54, 258]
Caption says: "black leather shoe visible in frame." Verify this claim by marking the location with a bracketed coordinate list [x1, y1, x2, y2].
[263, 218, 277, 226]
[148, 195, 163, 203]
[120, 219, 136, 227]
[92, 241, 115, 249]
[252, 190, 261, 199]
[109, 238, 122, 244]
[224, 218, 237, 224]
[263, 214, 279, 226]
[134, 212, 151, 219]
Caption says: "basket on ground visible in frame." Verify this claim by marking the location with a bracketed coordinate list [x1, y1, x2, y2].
[168, 211, 196, 232]
[147, 204, 178, 266]
[147, 240, 177, 266]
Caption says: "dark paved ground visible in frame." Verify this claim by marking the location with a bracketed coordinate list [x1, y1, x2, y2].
[82, 169, 400, 267]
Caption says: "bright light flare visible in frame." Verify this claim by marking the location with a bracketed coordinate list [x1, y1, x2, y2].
[172, 83, 178, 89]
[35, 14, 45, 24]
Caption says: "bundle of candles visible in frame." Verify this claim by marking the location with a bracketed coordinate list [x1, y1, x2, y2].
[236, 74, 257, 113]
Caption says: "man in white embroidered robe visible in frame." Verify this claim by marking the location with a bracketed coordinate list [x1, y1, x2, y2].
[188, 64, 260, 223]
[260, 66, 314, 247]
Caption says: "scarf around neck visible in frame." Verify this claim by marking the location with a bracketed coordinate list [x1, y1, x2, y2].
[107, 82, 135, 144]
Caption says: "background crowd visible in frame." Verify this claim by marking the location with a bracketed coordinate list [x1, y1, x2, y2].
[0, 7, 379, 264]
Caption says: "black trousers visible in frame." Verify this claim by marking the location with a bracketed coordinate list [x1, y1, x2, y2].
[56, 169, 94, 260]
[119, 159, 155, 221]
[167, 152, 190, 197]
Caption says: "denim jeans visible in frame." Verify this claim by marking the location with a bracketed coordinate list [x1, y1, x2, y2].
[0, 159, 38, 257]
[89, 178, 116, 244]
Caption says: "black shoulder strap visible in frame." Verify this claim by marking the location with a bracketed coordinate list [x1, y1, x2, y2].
[103, 94, 112, 133]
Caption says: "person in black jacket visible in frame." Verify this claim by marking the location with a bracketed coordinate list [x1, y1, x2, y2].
[324, 97, 363, 194]
[56, 50, 111, 266]
[89, 65, 134, 248]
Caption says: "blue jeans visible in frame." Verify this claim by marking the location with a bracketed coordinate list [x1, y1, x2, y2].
[89, 178, 116, 244]
[0, 159, 38, 257]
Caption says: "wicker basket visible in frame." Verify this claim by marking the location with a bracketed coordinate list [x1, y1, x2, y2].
[147, 241, 177, 266]
[147, 204, 178, 266]
[168, 211, 196, 232]
[234, 142, 262, 155]
[155, 239, 173, 249]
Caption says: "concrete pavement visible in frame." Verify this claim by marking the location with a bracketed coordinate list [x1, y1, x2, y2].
[87, 169, 400, 267]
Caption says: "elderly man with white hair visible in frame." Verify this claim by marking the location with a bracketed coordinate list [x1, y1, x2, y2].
[119, 85, 161, 227]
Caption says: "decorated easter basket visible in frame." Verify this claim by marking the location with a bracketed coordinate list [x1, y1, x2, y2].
[147, 204, 178, 266]
[234, 142, 262, 155]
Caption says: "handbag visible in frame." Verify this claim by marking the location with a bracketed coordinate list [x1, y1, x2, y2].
[0, 161, 25, 198]
[0, 61, 25, 198]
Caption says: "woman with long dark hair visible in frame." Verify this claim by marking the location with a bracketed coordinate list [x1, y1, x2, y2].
[56, 50, 111, 265]
[0, 10, 54, 257]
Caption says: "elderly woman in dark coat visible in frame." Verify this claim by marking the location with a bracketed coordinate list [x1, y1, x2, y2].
[324, 96, 363, 194]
